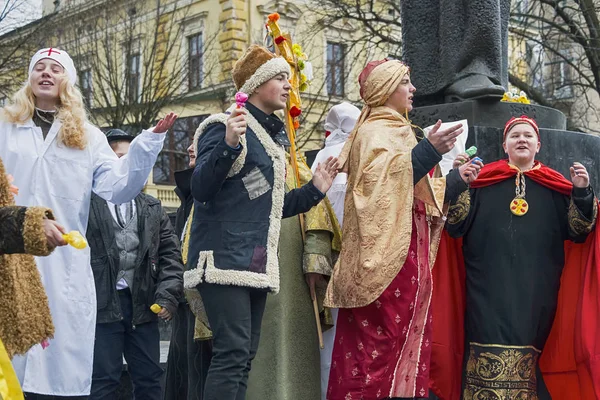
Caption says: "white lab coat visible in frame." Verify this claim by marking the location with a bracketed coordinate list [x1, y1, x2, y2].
[0, 118, 165, 395]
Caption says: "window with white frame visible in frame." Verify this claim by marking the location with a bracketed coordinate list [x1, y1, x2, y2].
[526, 41, 544, 88]
[188, 33, 203, 90]
[514, 0, 530, 19]
[545, 49, 574, 99]
[79, 69, 93, 107]
[326, 42, 345, 97]
[126, 53, 141, 104]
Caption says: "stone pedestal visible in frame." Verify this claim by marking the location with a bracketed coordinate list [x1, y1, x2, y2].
[410, 101, 600, 189]
[409, 100, 567, 130]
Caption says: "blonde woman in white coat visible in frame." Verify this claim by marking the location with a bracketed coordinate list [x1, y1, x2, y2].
[0, 48, 176, 398]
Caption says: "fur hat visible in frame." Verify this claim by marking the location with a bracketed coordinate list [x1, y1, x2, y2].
[232, 45, 291, 95]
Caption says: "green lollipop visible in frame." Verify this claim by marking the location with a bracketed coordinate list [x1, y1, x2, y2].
[465, 146, 478, 157]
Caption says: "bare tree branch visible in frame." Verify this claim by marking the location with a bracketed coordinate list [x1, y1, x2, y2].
[53, 0, 219, 132]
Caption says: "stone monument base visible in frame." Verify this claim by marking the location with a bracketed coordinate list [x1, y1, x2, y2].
[409, 99, 567, 131]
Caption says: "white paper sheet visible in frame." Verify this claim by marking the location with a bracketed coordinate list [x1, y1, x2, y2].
[423, 119, 469, 176]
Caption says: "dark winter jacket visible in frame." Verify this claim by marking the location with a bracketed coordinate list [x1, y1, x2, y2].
[174, 167, 194, 239]
[185, 102, 325, 293]
[87, 192, 183, 325]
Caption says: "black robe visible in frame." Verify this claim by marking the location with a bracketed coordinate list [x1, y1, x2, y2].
[445, 177, 596, 399]
[163, 167, 212, 400]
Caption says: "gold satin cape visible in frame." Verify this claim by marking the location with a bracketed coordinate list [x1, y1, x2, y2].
[324, 60, 446, 309]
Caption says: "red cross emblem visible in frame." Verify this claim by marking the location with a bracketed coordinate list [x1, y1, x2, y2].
[40, 48, 61, 56]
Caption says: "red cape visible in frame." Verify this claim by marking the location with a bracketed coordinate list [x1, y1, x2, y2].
[470, 159, 573, 195]
[430, 160, 600, 400]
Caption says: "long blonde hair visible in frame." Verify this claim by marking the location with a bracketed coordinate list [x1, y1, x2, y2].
[1, 73, 88, 150]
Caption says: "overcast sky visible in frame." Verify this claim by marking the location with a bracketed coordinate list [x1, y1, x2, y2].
[0, 0, 43, 34]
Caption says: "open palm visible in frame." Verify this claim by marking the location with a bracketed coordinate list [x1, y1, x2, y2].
[570, 162, 590, 188]
[313, 156, 338, 193]
[153, 112, 178, 134]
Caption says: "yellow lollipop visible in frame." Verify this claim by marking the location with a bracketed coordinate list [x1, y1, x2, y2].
[62, 231, 87, 249]
[150, 304, 162, 314]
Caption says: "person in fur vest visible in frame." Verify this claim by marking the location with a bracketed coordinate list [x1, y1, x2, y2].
[0, 48, 174, 398]
[0, 156, 65, 359]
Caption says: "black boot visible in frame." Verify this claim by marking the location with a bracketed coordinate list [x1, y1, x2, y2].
[444, 74, 505, 102]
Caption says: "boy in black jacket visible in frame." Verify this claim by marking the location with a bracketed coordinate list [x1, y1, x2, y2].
[87, 129, 184, 400]
[185, 45, 337, 400]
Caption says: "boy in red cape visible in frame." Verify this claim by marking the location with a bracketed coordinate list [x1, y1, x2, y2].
[430, 116, 600, 400]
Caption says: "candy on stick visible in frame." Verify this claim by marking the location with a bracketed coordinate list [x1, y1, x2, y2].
[150, 304, 162, 314]
[457, 146, 478, 165]
[235, 91, 248, 108]
[7, 174, 18, 196]
[62, 231, 87, 249]
[9, 175, 86, 250]
[465, 146, 478, 157]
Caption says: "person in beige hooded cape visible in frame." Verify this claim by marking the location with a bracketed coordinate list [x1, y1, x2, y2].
[324, 59, 482, 400]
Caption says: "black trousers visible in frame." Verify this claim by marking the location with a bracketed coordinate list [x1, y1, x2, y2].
[163, 301, 213, 400]
[197, 283, 267, 400]
[90, 289, 163, 400]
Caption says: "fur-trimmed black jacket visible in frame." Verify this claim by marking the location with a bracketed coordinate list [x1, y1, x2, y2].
[186, 102, 325, 293]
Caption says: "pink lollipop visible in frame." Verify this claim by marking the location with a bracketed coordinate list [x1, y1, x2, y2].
[235, 91, 248, 108]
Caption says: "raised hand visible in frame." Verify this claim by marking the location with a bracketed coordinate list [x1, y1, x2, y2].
[313, 156, 339, 194]
[225, 107, 248, 148]
[458, 158, 483, 184]
[152, 112, 178, 134]
[570, 162, 590, 188]
[427, 120, 463, 155]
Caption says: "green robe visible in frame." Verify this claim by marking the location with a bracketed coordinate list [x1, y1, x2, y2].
[247, 216, 322, 399]
[247, 157, 340, 400]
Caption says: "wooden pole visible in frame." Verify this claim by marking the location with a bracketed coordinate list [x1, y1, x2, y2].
[268, 13, 324, 349]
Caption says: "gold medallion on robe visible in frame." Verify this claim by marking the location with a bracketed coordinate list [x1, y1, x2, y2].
[510, 171, 529, 216]
[510, 197, 529, 216]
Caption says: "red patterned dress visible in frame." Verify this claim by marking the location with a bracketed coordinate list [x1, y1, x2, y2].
[327, 201, 433, 400]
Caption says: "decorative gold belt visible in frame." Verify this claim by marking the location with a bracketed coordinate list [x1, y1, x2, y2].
[463, 342, 541, 400]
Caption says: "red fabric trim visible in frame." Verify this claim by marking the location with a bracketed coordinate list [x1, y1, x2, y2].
[429, 231, 465, 400]
[541, 220, 600, 399]
[471, 159, 573, 196]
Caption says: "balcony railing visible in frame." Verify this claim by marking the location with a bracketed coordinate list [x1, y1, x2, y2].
[143, 171, 180, 210]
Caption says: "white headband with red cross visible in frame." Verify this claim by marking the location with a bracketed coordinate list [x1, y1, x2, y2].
[28, 48, 77, 85]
